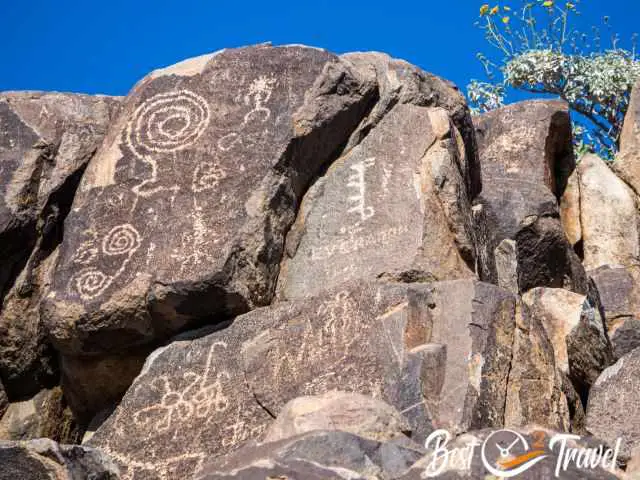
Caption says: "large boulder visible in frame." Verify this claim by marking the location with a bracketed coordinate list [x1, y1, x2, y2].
[42, 45, 378, 357]
[578, 153, 639, 271]
[0, 92, 120, 398]
[522, 288, 613, 393]
[262, 391, 411, 443]
[0, 387, 81, 443]
[277, 102, 474, 300]
[590, 265, 640, 359]
[472, 100, 578, 291]
[586, 347, 640, 461]
[0, 438, 119, 480]
[199, 430, 423, 480]
[613, 80, 640, 194]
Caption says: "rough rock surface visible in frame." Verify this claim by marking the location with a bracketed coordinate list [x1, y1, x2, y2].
[523, 288, 613, 391]
[586, 347, 640, 461]
[262, 390, 411, 443]
[0, 92, 120, 398]
[199, 430, 424, 480]
[578, 153, 639, 271]
[42, 45, 380, 357]
[613, 80, 640, 195]
[87, 281, 430, 478]
[0, 387, 81, 443]
[590, 265, 640, 359]
[0, 438, 119, 480]
[0, 381, 6, 419]
[472, 100, 576, 289]
[277, 102, 474, 300]
[560, 169, 582, 247]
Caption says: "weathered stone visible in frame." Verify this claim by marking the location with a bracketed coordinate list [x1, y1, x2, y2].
[590, 265, 640, 359]
[613, 80, 640, 195]
[43, 45, 379, 356]
[88, 281, 431, 478]
[401, 427, 621, 479]
[578, 153, 639, 271]
[495, 238, 518, 293]
[199, 430, 424, 480]
[0, 250, 58, 399]
[472, 100, 575, 285]
[60, 350, 151, 424]
[0, 438, 119, 480]
[262, 391, 411, 443]
[504, 300, 570, 431]
[412, 280, 516, 434]
[277, 103, 474, 300]
[0, 92, 120, 302]
[560, 169, 582, 246]
[586, 347, 640, 461]
[0, 381, 7, 419]
[515, 215, 588, 294]
[523, 288, 613, 392]
[0, 387, 82, 443]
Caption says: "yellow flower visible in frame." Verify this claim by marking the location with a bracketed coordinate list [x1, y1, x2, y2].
[542, 0, 554, 7]
[480, 3, 490, 15]
[490, 5, 500, 15]
[502, 16, 510, 23]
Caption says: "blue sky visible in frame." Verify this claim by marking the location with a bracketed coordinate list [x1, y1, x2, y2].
[1, 0, 639, 97]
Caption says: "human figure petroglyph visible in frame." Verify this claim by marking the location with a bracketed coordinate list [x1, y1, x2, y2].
[346, 157, 376, 224]
[69, 223, 141, 300]
[125, 90, 211, 198]
[216, 75, 277, 152]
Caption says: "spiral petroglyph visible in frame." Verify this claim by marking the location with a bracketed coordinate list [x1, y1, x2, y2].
[72, 267, 110, 301]
[126, 90, 210, 159]
[102, 224, 142, 256]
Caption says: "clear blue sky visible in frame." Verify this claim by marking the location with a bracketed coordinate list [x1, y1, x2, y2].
[1, 0, 639, 97]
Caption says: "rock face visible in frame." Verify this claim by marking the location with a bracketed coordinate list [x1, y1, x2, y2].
[200, 430, 423, 480]
[472, 100, 577, 292]
[613, 80, 640, 194]
[0, 387, 81, 443]
[578, 153, 639, 271]
[522, 288, 613, 393]
[590, 265, 640, 359]
[262, 391, 411, 443]
[0, 438, 119, 480]
[0, 92, 120, 398]
[278, 100, 475, 300]
[586, 347, 640, 461]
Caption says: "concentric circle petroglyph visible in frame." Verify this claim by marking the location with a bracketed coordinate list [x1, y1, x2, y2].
[72, 267, 110, 301]
[102, 224, 142, 256]
[126, 90, 210, 158]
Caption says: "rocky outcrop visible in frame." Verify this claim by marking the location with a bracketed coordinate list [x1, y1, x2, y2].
[472, 100, 584, 293]
[586, 347, 640, 462]
[613, 80, 640, 194]
[578, 153, 639, 271]
[262, 391, 411, 443]
[0, 438, 119, 480]
[0, 92, 120, 399]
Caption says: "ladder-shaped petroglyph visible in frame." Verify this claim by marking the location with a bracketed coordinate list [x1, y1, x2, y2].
[125, 89, 211, 198]
[346, 157, 376, 225]
[217, 75, 277, 152]
[69, 223, 142, 300]
[131, 341, 230, 434]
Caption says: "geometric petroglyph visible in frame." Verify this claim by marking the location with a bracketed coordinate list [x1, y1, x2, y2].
[125, 90, 211, 197]
[132, 342, 230, 435]
[69, 223, 142, 301]
[192, 161, 226, 193]
[346, 157, 376, 224]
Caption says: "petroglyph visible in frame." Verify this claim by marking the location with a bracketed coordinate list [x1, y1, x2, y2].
[125, 90, 211, 197]
[346, 157, 376, 224]
[192, 160, 226, 192]
[69, 223, 142, 300]
[310, 224, 410, 261]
